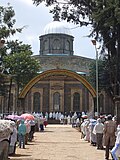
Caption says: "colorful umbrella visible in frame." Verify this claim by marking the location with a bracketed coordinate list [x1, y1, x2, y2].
[81, 115, 88, 118]
[21, 113, 35, 120]
[29, 120, 35, 126]
[5, 114, 23, 120]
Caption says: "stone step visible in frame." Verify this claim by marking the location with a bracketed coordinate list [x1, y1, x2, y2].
[48, 119, 60, 124]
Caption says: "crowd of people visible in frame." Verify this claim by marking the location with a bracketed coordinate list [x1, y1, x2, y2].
[0, 113, 48, 160]
[43, 111, 120, 160]
[80, 114, 120, 160]
[1, 111, 120, 160]
[48, 111, 81, 126]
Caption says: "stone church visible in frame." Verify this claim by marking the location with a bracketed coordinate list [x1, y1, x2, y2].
[18, 17, 96, 114]
[1, 17, 114, 115]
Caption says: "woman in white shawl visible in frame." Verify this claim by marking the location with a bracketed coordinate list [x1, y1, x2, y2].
[9, 121, 17, 155]
[93, 118, 104, 149]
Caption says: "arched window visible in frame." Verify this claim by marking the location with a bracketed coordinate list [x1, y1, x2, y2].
[43, 40, 48, 50]
[53, 39, 60, 50]
[65, 40, 70, 50]
[73, 92, 80, 111]
[53, 92, 60, 111]
[33, 92, 40, 113]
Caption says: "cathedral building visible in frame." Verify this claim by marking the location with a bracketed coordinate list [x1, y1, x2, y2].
[18, 17, 96, 114]
[0, 17, 114, 116]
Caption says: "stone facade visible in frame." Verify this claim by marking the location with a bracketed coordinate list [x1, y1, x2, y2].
[0, 19, 115, 115]
[35, 55, 93, 73]
[40, 34, 74, 56]
[18, 20, 96, 114]
[22, 74, 94, 114]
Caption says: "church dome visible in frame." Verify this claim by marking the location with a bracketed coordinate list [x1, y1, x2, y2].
[44, 20, 72, 36]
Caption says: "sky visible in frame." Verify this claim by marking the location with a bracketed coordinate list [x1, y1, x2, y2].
[1, 0, 96, 59]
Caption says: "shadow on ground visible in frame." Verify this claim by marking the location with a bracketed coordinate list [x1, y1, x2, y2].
[9, 153, 32, 160]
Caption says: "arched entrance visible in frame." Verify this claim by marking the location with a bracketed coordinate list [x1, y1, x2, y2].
[19, 69, 96, 113]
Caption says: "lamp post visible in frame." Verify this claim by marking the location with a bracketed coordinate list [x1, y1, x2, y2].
[7, 75, 12, 114]
[91, 40, 99, 116]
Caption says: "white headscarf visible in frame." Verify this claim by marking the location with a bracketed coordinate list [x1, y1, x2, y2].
[116, 130, 120, 144]
[97, 118, 101, 123]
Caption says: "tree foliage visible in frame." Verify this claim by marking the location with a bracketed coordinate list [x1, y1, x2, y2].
[3, 41, 41, 90]
[0, 4, 23, 39]
[0, 4, 40, 93]
[88, 58, 110, 93]
[0, 73, 8, 96]
[0, 4, 23, 74]
[0, 4, 22, 96]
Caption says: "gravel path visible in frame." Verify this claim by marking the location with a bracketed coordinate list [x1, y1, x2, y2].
[9, 124, 111, 160]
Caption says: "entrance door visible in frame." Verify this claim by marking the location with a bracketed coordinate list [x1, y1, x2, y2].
[53, 92, 60, 111]
[33, 92, 40, 112]
[73, 92, 80, 111]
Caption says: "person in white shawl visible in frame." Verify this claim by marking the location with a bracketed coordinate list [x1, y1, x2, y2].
[111, 126, 120, 160]
[89, 119, 96, 144]
[9, 121, 17, 155]
[93, 118, 104, 149]
[49, 112, 53, 119]
[67, 115, 71, 125]
[0, 120, 13, 160]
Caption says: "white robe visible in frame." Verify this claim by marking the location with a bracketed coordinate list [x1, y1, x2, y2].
[10, 127, 17, 146]
[111, 131, 120, 160]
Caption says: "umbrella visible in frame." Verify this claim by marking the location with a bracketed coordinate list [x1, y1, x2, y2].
[29, 120, 35, 126]
[5, 114, 23, 120]
[0, 120, 12, 139]
[81, 115, 88, 118]
[21, 113, 35, 120]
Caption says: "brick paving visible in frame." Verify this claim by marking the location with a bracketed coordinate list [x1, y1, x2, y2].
[9, 125, 112, 160]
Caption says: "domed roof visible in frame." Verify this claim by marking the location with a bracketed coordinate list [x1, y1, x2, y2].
[44, 20, 72, 36]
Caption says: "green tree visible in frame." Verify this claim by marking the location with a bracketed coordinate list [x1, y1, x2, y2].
[0, 73, 8, 96]
[32, 0, 120, 100]
[0, 4, 22, 39]
[4, 42, 41, 91]
[0, 4, 24, 69]
[0, 4, 40, 99]
[0, 4, 22, 98]
[0, 4, 23, 74]
[88, 58, 111, 95]
[5, 40, 32, 54]
[0, 4, 40, 90]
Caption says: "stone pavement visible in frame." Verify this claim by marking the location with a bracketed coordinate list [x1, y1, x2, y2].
[9, 125, 112, 160]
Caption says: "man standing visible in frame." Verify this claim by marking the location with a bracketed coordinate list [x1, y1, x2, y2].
[103, 115, 117, 160]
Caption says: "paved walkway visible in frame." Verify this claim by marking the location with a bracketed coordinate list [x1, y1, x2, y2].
[10, 125, 111, 160]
